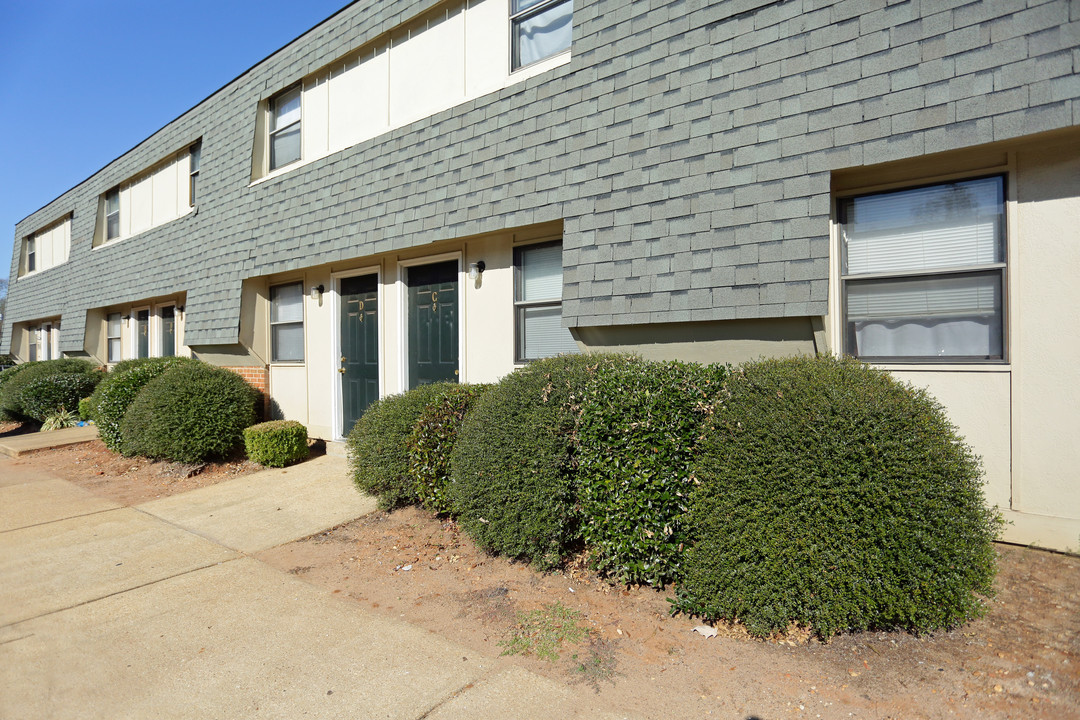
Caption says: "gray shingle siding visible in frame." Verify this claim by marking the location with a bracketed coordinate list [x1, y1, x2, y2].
[5, 0, 1080, 354]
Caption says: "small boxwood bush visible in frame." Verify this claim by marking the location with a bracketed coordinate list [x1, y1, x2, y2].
[88, 357, 195, 453]
[347, 382, 455, 510]
[244, 420, 309, 467]
[407, 384, 488, 515]
[448, 354, 594, 569]
[120, 362, 258, 463]
[574, 355, 728, 587]
[0, 359, 103, 421]
[18, 373, 103, 422]
[78, 396, 95, 421]
[675, 355, 1003, 638]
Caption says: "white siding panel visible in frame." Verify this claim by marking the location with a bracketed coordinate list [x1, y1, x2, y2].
[38, 225, 54, 270]
[304, 73, 330, 160]
[129, 175, 153, 236]
[56, 220, 70, 264]
[465, 0, 508, 97]
[389, 8, 465, 127]
[120, 185, 134, 238]
[151, 160, 178, 226]
[328, 49, 390, 151]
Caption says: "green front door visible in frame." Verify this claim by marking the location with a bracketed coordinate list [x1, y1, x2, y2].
[340, 274, 379, 436]
[407, 261, 458, 388]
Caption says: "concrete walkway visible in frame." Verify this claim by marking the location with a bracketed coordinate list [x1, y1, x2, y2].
[0, 424, 100, 457]
[0, 454, 640, 719]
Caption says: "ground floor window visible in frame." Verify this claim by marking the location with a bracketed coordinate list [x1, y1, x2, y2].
[107, 313, 123, 363]
[159, 305, 177, 357]
[839, 175, 1006, 361]
[513, 241, 578, 362]
[270, 282, 305, 362]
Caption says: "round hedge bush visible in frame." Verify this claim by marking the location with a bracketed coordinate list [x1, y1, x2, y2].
[676, 355, 1003, 638]
[88, 357, 196, 453]
[120, 362, 258, 463]
[574, 355, 728, 588]
[244, 420, 309, 467]
[0, 359, 103, 421]
[18, 373, 103, 422]
[448, 354, 594, 569]
[407, 384, 488, 515]
[347, 382, 456, 510]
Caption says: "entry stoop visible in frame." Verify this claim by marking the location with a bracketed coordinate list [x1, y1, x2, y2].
[325, 441, 348, 458]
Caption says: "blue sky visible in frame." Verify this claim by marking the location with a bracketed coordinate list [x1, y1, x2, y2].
[0, 0, 353, 291]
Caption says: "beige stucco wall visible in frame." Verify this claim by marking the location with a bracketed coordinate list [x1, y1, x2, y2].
[574, 317, 820, 365]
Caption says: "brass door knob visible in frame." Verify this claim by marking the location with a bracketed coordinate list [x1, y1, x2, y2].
[338, 368, 345, 374]
[340, 356, 346, 362]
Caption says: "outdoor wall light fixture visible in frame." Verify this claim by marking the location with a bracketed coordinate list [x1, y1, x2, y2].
[310, 284, 325, 301]
[468, 261, 486, 281]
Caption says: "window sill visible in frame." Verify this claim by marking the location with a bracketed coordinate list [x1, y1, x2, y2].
[865, 361, 1010, 373]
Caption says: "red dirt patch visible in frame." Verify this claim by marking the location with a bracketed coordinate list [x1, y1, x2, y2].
[14, 439, 262, 505]
[20, 440, 1080, 719]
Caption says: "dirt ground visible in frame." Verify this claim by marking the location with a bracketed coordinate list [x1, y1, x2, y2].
[9, 435, 264, 505]
[15, 437, 1080, 719]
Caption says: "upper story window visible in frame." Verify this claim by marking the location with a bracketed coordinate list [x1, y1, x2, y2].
[269, 86, 302, 171]
[20, 216, 71, 276]
[514, 241, 578, 362]
[511, 0, 572, 70]
[105, 189, 120, 240]
[270, 282, 305, 362]
[839, 175, 1006, 362]
[189, 142, 201, 206]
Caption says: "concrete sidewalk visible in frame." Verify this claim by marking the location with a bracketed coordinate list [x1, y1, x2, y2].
[0, 423, 100, 457]
[0, 454, 640, 719]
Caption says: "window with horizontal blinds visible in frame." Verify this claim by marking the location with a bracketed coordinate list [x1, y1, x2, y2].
[270, 282, 304, 362]
[514, 241, 578, 362]
[107, 312, 123, 363]
[840, 175, 1006, 361]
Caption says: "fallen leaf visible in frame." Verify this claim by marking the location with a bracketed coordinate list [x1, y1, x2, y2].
[693, 625, 718, 639]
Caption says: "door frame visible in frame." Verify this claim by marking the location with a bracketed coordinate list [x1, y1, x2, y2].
[396, 252, 465, 393]
[331, 265, 382, 441]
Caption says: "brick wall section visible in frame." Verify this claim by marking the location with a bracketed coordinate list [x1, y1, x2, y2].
[5, 0, 1079, 354]
[223, 365, 270, 419]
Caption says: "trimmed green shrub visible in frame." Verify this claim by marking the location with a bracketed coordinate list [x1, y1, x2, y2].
[0, 359, 103, 421]
[347, 382, 455, 510]
[18, 373, 102, 422]
[244, 420, 309, 467]
[120, 362, 258, 463]
[78, 396, 95, 421]
[448, 354, 594, 569]
[574, 355, 728, 587]
[88, 357, 195, 453]
[407, 384, 488, 515]
[676, 355, 1003, 638]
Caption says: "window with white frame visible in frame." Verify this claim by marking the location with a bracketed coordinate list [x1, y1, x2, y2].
[27, 326, 38, 361]
[189, 142, 201, 206]
[839, 175, 1006, 361]
[26, 237, 36, 273]
[269, 86, 302, 171]
[107, 312, 123, 363]
[270, 282, 304, 362]
[511, 0, 573, 70]
[514, 241, 578, 362]
[105, 188, 121, 241]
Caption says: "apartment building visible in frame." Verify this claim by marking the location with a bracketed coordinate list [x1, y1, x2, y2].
[4, 0, 1079, 550]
